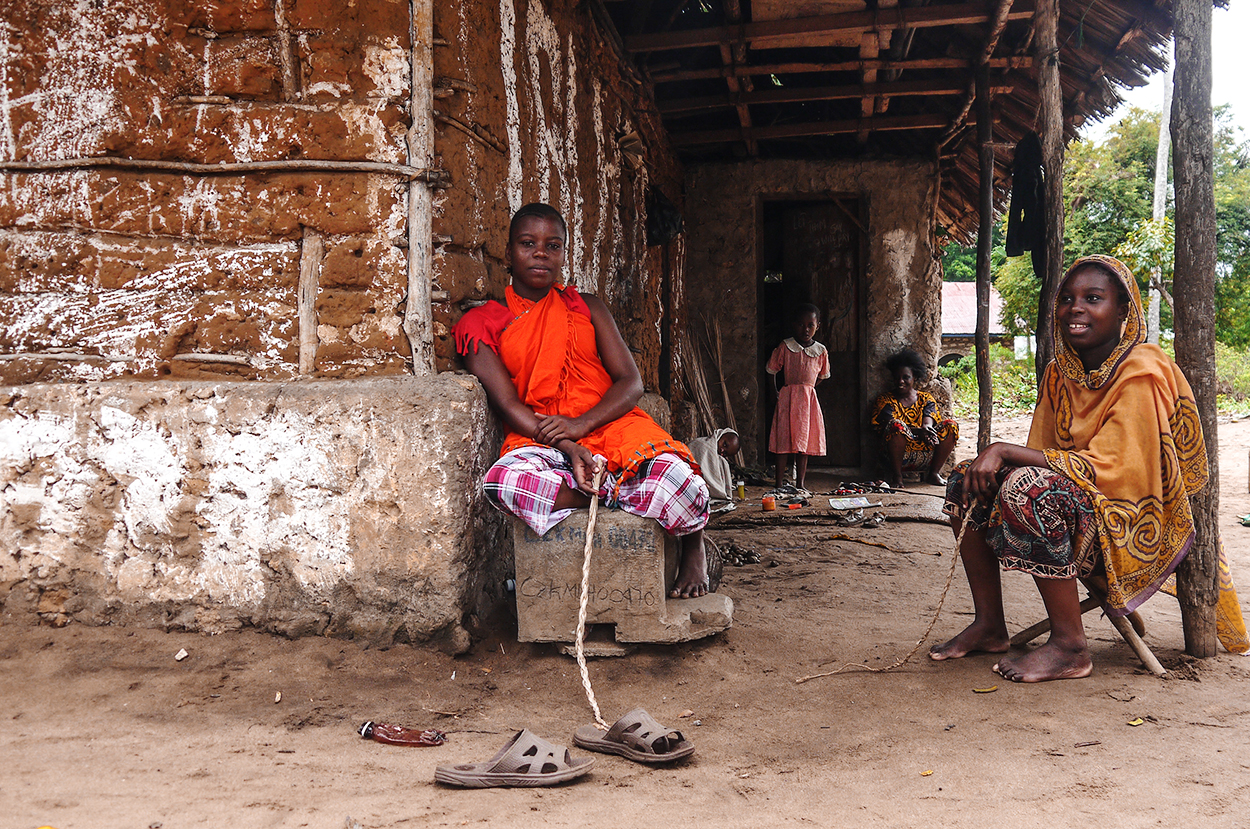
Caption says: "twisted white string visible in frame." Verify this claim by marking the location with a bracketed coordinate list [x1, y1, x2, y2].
[795, 517, 970, 683]
[574, 465, 610, 730]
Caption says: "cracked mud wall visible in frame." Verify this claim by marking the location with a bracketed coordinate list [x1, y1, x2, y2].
[0, 0, 682, 386]
[0, 0, 683, 646]
[684, 159, 942, 466]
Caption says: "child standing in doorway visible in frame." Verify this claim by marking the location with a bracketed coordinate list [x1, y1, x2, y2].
[767, 303, 830, 491]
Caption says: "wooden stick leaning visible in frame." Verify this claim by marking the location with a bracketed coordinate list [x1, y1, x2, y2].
[574, 464, 611, 731]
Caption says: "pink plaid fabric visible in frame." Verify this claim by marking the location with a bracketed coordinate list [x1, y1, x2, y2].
[483, 446, 709, 537]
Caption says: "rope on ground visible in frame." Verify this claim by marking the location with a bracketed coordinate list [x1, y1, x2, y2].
[795, 519, 969, 683]
[574, 465, 611, 730]
[813, 533, 943, 556]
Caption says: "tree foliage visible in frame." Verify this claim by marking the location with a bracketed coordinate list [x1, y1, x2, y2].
[940, 105, 1250, 347]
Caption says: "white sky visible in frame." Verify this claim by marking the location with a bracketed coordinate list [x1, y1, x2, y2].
[1080, 3, 1249, 143]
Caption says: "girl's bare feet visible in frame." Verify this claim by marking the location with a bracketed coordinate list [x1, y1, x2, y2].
[670, 534, 709, 599]
[928, 621, 1010, 661]
[993, 642, 1092, 682]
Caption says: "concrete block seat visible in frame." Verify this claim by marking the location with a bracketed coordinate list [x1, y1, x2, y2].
[512, 509, 733, 644]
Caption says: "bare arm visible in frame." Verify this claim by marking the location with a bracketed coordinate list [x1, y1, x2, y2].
[462, 342, 603, 491]
[962, 442, 1048, 506]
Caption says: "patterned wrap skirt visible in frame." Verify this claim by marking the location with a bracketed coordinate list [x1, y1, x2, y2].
[943, 461, 1100, 580]
[882, 418, 959, 471]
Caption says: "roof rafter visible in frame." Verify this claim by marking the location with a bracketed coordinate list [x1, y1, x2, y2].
[624, 0, 1038, 54]
[658, 77, 1016, 115]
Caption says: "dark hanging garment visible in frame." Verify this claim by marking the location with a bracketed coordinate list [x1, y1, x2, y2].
[1005, 131, 1045, 257]
[646, 186, 684, 246]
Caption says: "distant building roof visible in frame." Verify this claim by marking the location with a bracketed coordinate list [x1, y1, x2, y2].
[942, 282, 1007, 337]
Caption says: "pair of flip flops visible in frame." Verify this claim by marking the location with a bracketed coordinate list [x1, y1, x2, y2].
[434, 708, 693, 788]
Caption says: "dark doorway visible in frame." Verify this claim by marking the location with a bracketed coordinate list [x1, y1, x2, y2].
[759, 199, 864, 471]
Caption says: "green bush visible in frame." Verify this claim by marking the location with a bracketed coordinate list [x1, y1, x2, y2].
[939, 345, 1038, 418]
[1216, 342, 1250, 414]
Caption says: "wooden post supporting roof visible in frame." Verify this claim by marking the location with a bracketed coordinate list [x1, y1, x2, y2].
[1035, 0, 1063, 381]
[975, 65, 995, 453]
[1171, 0, 1219, 657]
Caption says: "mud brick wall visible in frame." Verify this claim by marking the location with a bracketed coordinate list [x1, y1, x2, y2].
[0, 376, 505, 651]
[0, 0, 685, 388]
[684, 159, 942, 466]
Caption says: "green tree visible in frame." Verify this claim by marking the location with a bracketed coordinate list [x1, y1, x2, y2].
[995, 254, 1040, 337]
[962, 105, 1250, 346]
[1064, 108, 1159, 261]
[1114, 215, 1175, 332]
[1213, 107, 1250, 346]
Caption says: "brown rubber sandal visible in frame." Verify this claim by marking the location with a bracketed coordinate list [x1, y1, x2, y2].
[434, 729, 593, 787]
[573, 708, 695, 764]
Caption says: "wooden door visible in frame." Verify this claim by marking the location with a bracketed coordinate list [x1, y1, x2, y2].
[781, 203, 861, 467]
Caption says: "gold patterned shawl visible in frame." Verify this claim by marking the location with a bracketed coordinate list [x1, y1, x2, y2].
[1026, 255, 1247, 652]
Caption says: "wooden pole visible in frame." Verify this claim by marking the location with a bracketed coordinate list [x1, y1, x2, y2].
[403, 0, 437, 376]
[1147, 52, 1174, 345]
[1171, 0, 1220, 657]
[1034, 0, 1064, 382]
[975, 65, 995, 452]
[298, 228, 323, 376]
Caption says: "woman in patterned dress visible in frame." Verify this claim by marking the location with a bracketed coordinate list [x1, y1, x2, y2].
[929, 255, 1247, 682]
[871, 349, 959, 488]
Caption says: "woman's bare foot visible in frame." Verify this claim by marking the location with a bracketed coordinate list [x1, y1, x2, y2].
[929, 621, 1010, 661]
[924, 470, 947, 487]
[993, 642, 1092, 682]
[670, 534, 709, 599]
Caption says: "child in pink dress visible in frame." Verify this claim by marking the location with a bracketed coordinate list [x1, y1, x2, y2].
[767, 304, 830, 490]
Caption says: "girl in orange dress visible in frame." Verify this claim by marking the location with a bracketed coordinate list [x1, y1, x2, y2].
[766, 304, 830, 491]
[452, 203, 711, 599]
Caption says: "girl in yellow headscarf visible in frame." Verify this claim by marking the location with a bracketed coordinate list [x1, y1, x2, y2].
[930, 255, 1247, 682]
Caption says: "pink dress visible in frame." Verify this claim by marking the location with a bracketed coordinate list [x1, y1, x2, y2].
[767, 338, 830, 455]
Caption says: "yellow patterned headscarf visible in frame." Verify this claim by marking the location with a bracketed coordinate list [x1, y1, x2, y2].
[1052, 254, 1144, 389]
[1029, 255, 1247, 652]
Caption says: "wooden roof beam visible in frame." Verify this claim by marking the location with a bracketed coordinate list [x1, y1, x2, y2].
[655, 77, 1015, 114]
[721, 0, 757, 155]
[658, 77, 1016, 114]
[650, 56, 1033, 85]
[624, 0, 1037, 54]
[670, 112, 985, 147]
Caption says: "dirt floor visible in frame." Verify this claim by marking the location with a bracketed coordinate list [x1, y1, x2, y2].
[5, 415, 1250, 829]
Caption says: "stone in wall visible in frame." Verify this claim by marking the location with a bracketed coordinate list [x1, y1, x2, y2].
[0, 375, 505, 651]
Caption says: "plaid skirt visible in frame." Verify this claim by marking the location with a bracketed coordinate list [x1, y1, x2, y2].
[943, 461, 1100, 579]
[484, 445, 709, 537]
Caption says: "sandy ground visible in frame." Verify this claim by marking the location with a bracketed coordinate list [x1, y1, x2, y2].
[5, 416, 1250, 829]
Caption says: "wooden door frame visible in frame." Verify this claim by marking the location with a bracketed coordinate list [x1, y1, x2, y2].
[754, 192, 870, 476]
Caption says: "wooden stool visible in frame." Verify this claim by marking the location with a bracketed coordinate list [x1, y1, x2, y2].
[1010, 577, 1166, 676]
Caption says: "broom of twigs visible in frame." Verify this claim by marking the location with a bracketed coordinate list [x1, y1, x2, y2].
[699, 314, 746, 468]
[679, 338, 717, 436]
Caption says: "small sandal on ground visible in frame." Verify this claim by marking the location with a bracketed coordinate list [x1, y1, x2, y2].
[573, 708, 695, 764]
[434, 729, 593, 787]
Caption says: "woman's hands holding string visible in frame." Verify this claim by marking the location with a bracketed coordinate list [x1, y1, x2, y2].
[559, 441, 605, 495]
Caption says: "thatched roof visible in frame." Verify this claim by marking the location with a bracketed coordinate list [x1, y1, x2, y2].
[596, 0, 1179, 241]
